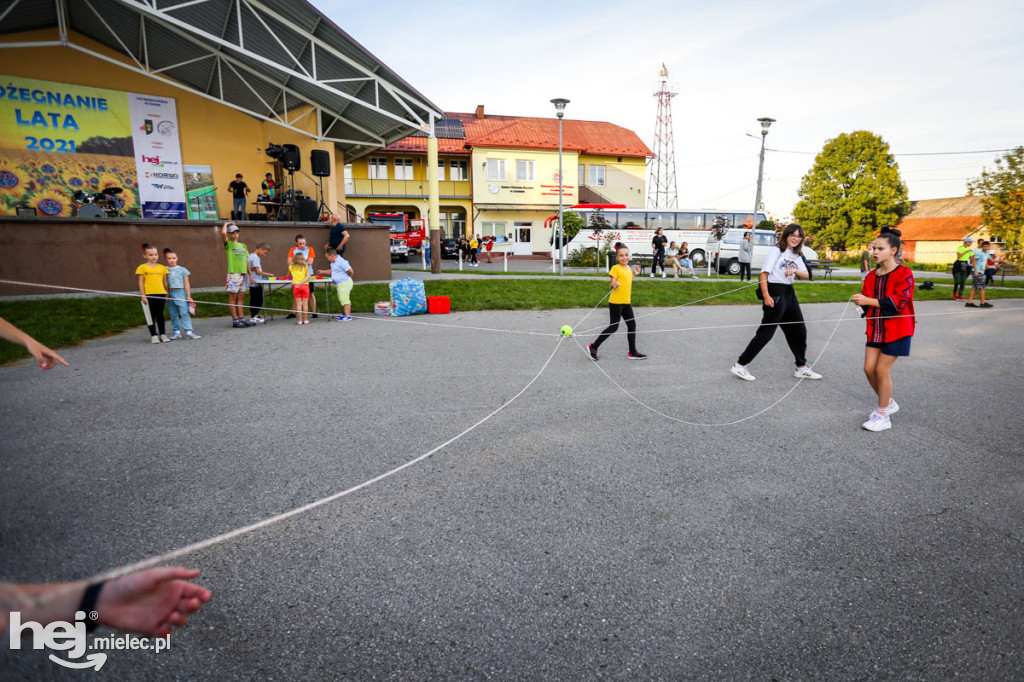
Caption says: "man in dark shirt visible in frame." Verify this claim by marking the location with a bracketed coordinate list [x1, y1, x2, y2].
[228, 174, 250, 220]
[326, 213, 350, 256]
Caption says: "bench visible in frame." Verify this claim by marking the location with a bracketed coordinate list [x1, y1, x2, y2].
[807, 259, 835, 280]
[946, 262, 1018, 284]
[606, 253, 655, 275]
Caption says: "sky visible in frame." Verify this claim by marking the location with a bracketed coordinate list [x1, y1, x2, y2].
[318, 0, 1023, 219]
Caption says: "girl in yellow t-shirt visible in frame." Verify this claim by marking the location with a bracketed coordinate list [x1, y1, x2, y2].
[588, 246, 646, 361]
[135, 243, 170, 343]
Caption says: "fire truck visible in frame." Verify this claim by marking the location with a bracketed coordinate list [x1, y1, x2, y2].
[367, 212, 426, 254]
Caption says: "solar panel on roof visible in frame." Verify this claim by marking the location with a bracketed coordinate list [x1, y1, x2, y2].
[410, 118, 466, 139]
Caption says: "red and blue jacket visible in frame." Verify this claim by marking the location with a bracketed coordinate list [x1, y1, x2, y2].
[861, 264, 916, 343]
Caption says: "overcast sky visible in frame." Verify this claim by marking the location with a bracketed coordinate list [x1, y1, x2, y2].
[319, 0, 1023, 219]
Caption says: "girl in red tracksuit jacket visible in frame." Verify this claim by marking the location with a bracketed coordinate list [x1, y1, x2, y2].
[852, 227, 915, 432]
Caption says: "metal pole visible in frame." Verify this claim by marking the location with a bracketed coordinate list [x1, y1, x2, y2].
[754, 134, 767, 220]
[752, 117, 774, 223]
[558, 114, 564, 276]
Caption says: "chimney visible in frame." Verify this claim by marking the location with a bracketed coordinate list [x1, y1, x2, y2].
[475, 105, 485, 120]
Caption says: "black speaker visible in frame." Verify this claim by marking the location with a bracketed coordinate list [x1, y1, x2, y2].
[310, 149, 331, 177]
[281, 144, 301, 171]
[297, 198, 318, 222]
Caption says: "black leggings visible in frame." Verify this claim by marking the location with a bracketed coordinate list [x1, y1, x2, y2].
[952, 261, 969, 296]
[249, 285, 264, 318]
[738, 284, 807, 366]
[145, 295, 166, 336]
[652, 251, 665, 275]
[593, 303, 638, 354]
[738, 262, 751, 281]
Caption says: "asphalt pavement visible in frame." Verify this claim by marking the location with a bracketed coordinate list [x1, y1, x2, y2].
[1, 297, 1022, 680]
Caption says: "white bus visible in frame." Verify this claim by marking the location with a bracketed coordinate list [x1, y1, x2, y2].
[551, 205, 768, 266]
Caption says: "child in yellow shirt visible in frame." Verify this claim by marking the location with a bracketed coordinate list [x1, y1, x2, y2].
[136, 243, 170, 343]
[289, 252, 311, 324]
[588, 246, 646, 361]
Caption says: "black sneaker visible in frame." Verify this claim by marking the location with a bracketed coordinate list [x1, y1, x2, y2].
[232, 319, 246, 328]
[588, 344, 599, 361]
[965, 302, 979, 308]
[627, 352, 648, 360]
[980, 302, 994, 308]
[312, 313, 319, 319]
[286, 313, 297, 319]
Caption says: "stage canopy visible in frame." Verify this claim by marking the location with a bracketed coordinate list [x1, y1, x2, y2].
[0, 0, 443, 160]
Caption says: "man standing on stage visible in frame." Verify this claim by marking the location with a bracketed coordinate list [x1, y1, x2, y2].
[228, 173, 250, 220]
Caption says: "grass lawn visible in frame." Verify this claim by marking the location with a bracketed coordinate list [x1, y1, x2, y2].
[2, 279, 1022, 365]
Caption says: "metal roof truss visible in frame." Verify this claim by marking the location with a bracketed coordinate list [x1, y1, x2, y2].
[0, 0, 441, 155]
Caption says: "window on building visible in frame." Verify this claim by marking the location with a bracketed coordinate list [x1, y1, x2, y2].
[578, 164, 585, 186]
[451, 212, 466, 236]
[486, 158, 506, 181]
[589, 165, 606, 187]
[343, 163, 353, 194]
[516, 159, 535, 182]
[436, 160, 445, 182]
[481, 221, 506, 239]
[450, 160, 468, 181]
[368, 157, 388, 180]
[394, 158, 414, 181]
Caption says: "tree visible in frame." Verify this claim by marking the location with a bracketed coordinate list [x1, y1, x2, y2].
[967, 146, 1024, 262]
[794, 131, 909, 252]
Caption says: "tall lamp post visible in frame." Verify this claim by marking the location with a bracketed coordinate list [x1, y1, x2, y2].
[753, 117, 775, 223]
[551, 98, 570, 276]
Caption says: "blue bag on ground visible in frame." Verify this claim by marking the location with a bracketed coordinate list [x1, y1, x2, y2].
[389, 277, 428, 316]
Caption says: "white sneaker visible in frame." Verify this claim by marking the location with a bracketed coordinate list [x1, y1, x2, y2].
[185, 331, 202, 340]
[151, 336, 161, 344]
[250, 316, 265, 324]
[159, 334, 171, 343]
[730, 364, 755, 381]
[862, 410, 892, 432]
[662, 272, 666, 279]
[793, 366, 822, 380]
[649, 273, 655, 278]
[887, 398, 899, 415]
[692, 275, 699, 280]
[168, 331, 182, 340]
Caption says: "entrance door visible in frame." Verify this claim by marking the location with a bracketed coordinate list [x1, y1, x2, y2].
[513, 222, 532, 256]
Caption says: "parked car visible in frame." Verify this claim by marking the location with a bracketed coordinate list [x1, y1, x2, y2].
[440, 238, 460, 259]
[390, 237, 409, 263]
[706, 228, 818, 275]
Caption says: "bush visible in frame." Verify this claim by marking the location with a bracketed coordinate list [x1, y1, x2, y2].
[567, 246, 598, 267]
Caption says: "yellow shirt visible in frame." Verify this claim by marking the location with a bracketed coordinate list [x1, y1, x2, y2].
[470, 238, 479, 249]
[609, 264, 632, 305]
[956, 245, 973, 262]
[135, 263, 169, 295]
[289, 263, 309, 285]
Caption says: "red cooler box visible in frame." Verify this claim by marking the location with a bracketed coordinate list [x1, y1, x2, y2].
[427, 295, 450, 314]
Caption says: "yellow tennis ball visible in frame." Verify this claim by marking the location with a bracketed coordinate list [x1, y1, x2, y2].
[560, 325, 573, 337]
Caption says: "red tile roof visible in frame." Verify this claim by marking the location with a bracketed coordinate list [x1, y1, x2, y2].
[380, 111, 652, 158]
[894, 196, 986, 241]
[896, 216, 984, 241]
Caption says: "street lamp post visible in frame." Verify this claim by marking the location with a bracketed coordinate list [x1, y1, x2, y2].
[753, 117, 775, 224]
[551, 98, 569, 276]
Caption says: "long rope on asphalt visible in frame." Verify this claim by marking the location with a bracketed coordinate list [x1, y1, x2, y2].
[573, 298, 855, 427]
[7, 334, 568, 613]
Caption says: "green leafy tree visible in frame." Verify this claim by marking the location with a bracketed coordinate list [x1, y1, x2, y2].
[794, 131, 909, 252]
[967, 146, 1024, 262]
[561, 210, 584, 242]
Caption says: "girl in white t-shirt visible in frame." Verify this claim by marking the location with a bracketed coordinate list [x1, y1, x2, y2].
[730, 223, 822, 382]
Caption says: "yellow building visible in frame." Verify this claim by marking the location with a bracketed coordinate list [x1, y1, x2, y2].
[344, 106, 651, 254]
[896, 196, 995, 264]
[0, 1, 441, 221]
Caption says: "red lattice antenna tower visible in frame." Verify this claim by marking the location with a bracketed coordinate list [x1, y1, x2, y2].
[647, 63, 678, 209]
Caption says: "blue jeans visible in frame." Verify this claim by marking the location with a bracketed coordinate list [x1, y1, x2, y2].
[232, 197, 245, 219]
[168, 289, 193, 333]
